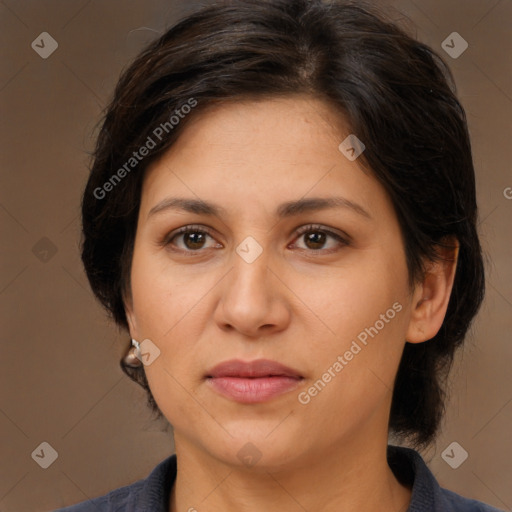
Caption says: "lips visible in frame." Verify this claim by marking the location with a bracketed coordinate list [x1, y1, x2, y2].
[206, 359, 303, 379]
[206, 359, 304, 403]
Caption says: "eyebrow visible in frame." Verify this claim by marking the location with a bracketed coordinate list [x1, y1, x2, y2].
[147, 196, 371, 220]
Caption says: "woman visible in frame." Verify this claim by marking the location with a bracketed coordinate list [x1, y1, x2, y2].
[57, 0, 503, 510]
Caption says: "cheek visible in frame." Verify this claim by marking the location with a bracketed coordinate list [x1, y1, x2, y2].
[145, 365, 208, 432]
[129, 244, 199, 337]
[302, 256, 411, 394]
[303, 256, 409, 343]
[296, 305, 408, 441]
[129, 247, 213, 386]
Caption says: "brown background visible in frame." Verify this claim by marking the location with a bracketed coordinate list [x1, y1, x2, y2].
[0, 0, 511, 510]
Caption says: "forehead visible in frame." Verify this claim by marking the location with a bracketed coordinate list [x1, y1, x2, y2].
[138, 95, 391, 224]
[171, 95, 348, 158]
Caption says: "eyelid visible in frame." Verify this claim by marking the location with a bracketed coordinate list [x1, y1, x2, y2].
[161, 223, 350, 253]
[293, 223, 351, 243]
[161, 224, 218, 247]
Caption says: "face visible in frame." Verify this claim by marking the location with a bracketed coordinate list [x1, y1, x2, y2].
[125, 95, 420, 470]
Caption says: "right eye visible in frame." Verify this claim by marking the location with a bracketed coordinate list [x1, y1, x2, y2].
[163, 225, 222, 254]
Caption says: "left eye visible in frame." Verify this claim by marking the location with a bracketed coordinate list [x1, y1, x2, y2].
[292, 225, 348, 252]
[163, 224, 348, 254]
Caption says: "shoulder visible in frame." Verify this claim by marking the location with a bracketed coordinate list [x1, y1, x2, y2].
[53, 481, 143, 511]
[387, 445, 505, 512]
[52, 454, 177, 512]
[439, 487, 505, 512]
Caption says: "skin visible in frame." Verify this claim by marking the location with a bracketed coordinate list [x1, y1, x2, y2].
[124, 95, 458, 512]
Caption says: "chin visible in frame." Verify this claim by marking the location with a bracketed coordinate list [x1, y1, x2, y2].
[198, 424, 304, 471]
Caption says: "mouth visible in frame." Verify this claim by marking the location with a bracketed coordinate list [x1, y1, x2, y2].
[205, 359, 304, 403]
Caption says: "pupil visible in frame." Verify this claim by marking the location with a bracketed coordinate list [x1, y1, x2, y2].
[306, 232, 325, 249]
[185, 232, 204, 249]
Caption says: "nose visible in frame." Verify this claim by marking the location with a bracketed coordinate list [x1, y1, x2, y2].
[213, 247, 291, 339]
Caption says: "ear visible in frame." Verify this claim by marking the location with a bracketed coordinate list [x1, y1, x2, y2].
[406, 237, 459, 343]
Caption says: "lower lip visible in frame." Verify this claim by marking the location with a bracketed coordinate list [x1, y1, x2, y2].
[207, 376, 303, 403]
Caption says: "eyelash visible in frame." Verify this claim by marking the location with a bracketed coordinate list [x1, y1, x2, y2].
[161, 224, 350, 256]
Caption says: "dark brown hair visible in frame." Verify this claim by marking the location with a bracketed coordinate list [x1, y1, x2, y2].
[81, 0, 485, 447]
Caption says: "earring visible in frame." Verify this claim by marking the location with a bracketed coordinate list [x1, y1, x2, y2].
[123, 339, 142, 368]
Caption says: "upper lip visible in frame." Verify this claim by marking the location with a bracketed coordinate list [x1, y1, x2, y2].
[206, 359, 303, 379]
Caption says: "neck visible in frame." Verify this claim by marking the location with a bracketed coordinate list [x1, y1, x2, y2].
[169, 424, 411, 512]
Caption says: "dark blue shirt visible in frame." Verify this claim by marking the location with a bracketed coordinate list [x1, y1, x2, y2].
[53, 445, 504, 511]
